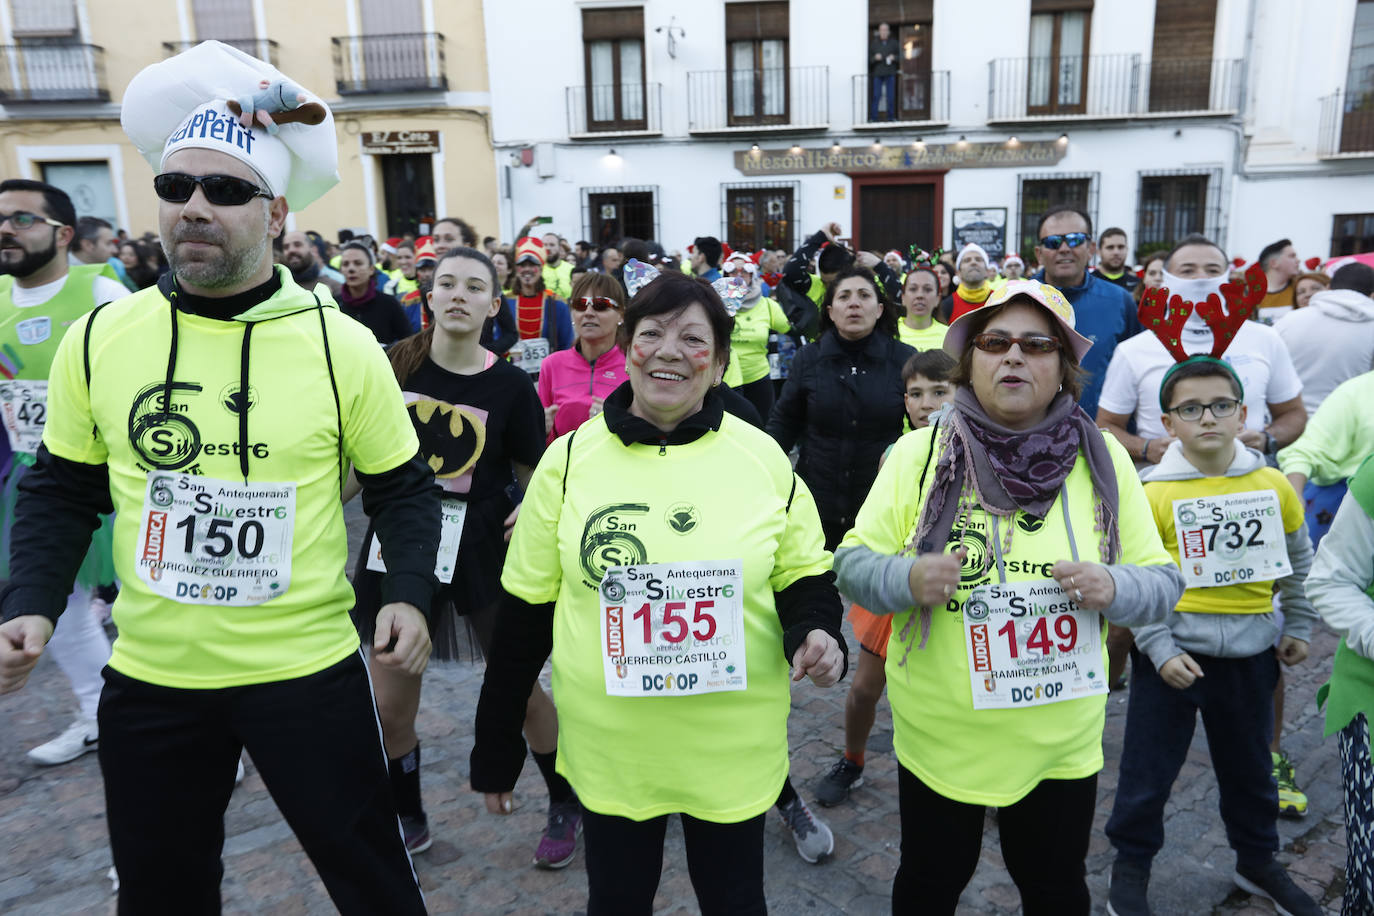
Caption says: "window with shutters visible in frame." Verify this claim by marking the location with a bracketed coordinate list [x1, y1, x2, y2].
[1136, 173, 1211, 259]
[868, 1, 933, 121]
[10, 0, 77, 37]
[1339, 0, 1374, 153]
[1148, 0, 1217, 112]
[724, 184, 796, 253]
[1018, 174, 1096, 261]
[1027, 0, 1091, 115]
[726, 2, 789, 127]
[583, 8, 646, 132]
[1331, 213, 1374, 257]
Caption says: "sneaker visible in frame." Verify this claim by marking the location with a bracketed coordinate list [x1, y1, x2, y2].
[1233, 860, 1322, 916]
[1106, 858, 1152, 916]
[1272, 751, 1308, 818]
[27, 716, 99, 766]
[533, 798, 581, 869]
[777, 795, 834, 863]
[400, 812, 431, 854]
[814, 757, 865, 807]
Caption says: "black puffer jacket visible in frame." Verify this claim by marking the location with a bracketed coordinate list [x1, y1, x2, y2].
[767, 329, 916, 547]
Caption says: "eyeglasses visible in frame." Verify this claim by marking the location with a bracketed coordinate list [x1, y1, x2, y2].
[1038, 232, 1090, 250]
[153, 173, 273, 206]
[571, 296, 619, 312]
[0, 210, 65, 231]
[1167, 398, 1240, 421]
[972, 333, 1061, 355]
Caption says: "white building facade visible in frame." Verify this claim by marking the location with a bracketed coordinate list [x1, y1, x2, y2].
[484, 0, 1374, 267]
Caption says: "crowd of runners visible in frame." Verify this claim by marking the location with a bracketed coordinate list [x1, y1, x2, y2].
[0, 39, 1371, 916]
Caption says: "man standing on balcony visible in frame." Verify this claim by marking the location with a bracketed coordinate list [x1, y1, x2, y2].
[1256, 238, 1301, 323]
[869, 22, 899, 122]
[1093, 227, 1140, 294]
[1031, 204, 1142, 419]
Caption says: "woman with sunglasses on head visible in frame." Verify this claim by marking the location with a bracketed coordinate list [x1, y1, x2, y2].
[720, 251, 792, 421]
[346, 247, 576, 865]
[768, 265, 916, 552]
[832, 280, 1182, 915]
[536, 272, 628, 444]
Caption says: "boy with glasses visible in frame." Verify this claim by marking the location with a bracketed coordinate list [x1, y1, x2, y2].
[1104, 356, 1321, 916]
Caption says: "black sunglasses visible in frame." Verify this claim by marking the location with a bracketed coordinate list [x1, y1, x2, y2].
[972, 333, 1061, 355]
[572, 296, 620, 312]
[153, 173, 273, 206]
[1038, 232, 1090, 251]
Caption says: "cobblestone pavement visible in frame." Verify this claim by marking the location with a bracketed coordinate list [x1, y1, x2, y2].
[0, 504, 1352, 914]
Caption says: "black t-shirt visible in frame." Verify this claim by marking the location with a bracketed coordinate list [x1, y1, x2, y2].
[399, 356, 546, 542]
[339, 290, 414, 345]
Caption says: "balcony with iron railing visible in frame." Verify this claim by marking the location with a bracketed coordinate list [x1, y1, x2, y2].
[0, 43, 108, 103]
[687, 65, 828, 134]
[851, 70, 949, 128]
[1319, 69, 1374, 157]
[332, 33, 446, 95]
[163, 38, 279, 66]
[987, 55, 1243, 122]
[567, 82, 662, 138]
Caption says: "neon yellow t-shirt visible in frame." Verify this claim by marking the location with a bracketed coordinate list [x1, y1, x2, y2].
[841, 425, 1173, 806]
[897, 321, 947, 352]
[725, 297, 790, 387]
[1144, 466, 1304, 615]
[502, 411, 832, 822]
[42, 269, 419, 689]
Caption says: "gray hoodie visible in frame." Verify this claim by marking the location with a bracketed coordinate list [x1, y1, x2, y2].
[1133, 440, 1318, 670]
[1273, 288, 1374, 416]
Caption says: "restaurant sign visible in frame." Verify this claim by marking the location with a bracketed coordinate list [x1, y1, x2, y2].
[361, 131, 441, 155]
[733, 140, 1065, 175]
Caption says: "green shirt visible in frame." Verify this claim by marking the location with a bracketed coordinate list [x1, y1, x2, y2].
[502, 411, 832, 821]
[43, 268, 419, 689]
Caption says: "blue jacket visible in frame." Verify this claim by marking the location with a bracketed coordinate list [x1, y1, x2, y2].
[1033, 269, 1141, 418]
[498, 293, 574, 352]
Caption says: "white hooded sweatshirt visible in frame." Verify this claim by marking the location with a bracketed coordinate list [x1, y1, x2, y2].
[1273, 288, 1374, 415]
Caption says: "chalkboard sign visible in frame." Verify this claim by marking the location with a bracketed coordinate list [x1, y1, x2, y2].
[952, 208, 1008, 262]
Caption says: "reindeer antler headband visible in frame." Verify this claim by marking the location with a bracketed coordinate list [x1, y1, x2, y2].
[908, 246, 946, 268]
[1139, 263, 1266, 410]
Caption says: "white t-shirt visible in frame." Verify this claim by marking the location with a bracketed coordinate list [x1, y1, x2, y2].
[1096, 322, 1303, 441]
[10, 273, 128, 309]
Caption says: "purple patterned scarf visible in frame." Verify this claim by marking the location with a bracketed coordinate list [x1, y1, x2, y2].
[899, 386, 1121, 656]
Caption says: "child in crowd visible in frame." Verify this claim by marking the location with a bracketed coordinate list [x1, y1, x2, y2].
[814, 349, 956, 806]
[1104, 357, 1321, 916]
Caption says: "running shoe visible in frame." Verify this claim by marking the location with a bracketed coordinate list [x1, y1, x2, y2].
[27, 716, 99, 766]
[777, 795, 834, 863]
[1106, 858, 1152, 916]
[814, 756, 865, 807]
[1272, 751, 1308, 818]
[533, 798, 581, 869]
[1233, 860, 1322, 916]
[400, 812, 432, 854]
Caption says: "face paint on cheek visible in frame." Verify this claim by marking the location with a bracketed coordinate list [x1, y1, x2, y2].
[688, 348, 713, 374]
[630, 342, 651, 367]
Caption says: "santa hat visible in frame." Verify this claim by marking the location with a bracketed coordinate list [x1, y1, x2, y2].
[724, 251, 758, 274]
[414, 239, 437, 266]
[515, 236, 546, 267]
[121, 40, 338, 210]
[381, 237, 401, 254]
[957, 242, 989, 267]
[1002, 253, 1024, 267]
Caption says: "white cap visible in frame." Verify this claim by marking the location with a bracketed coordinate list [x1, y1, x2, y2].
[957, 242, 989, 268]
[121, 40, 339, 210]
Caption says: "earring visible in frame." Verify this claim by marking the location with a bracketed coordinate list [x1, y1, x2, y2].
[1058, 383, 1063, 392]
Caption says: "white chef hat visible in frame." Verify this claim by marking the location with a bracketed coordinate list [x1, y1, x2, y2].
[120, 40, 339, 210]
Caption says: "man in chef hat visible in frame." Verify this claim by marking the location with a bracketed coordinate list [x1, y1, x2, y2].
[0, 41, 437, 914]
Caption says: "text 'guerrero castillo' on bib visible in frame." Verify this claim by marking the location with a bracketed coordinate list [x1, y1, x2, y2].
[600, 560, 747, 697]
[136, 472, 294, 605]
[1172, 490, 1290, 589]
[963, 579, 1107, 711]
